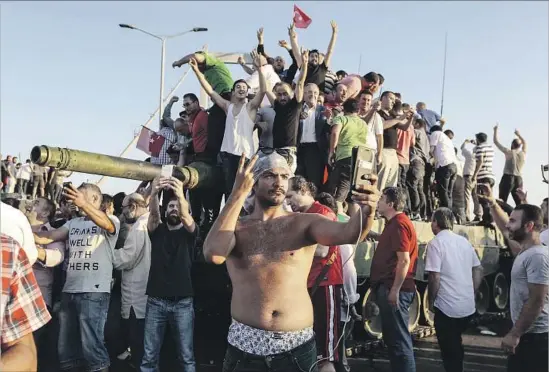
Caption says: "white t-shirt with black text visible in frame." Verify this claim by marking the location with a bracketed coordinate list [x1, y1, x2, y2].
[63, 216, 120, 293]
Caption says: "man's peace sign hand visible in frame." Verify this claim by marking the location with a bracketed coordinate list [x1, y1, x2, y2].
[231, 153, 259, 198]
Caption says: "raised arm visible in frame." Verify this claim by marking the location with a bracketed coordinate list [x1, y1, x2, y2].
[295, 49, 309, 103]
[514, 129, 527, 153]
[288, 23, 302, 68]
[323, 21, 338, 68]
[64, 184, 116, 234]
[237, 56, 256, 76]
[493, 123, 510, 154]
[165, 177, 196, 233]
[189, 58, 230, 113]
[162, 96, 179, 129]
[34, 226, 69, 246]
[256, 27, 272, 60]
[305, 175, 380, 245]
[248, 50, 267, 112]
[383, 114, 408, 130]
[147, 177, 166, 233]
[204, 155, 259, 265]
[172, 51, 206, 69]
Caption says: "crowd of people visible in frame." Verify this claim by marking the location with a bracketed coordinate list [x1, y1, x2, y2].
[1, 20, 548, 372]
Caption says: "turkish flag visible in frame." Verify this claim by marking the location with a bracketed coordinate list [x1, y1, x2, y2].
[136, 127, 166, 157]
[293, 5, 312, 29]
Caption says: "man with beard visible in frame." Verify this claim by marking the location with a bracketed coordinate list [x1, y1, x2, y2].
[141, 177, 198, 372]
[478, 184, 548, 372]
[264, 48, 309, 171]
[34, 183, 119, 372]
[190, 51, 266, 198]
[112, 193, 151, 369]
[203, 152, 380, 372]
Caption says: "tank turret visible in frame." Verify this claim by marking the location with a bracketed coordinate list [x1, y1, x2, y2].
[30, 145, 223, 189]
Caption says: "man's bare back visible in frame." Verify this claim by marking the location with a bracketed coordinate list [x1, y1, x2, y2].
[228, 213, 317, 332]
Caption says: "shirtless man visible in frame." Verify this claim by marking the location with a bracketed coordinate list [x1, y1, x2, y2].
[190, 50, 266, 198]
[203, 152, 380, 372]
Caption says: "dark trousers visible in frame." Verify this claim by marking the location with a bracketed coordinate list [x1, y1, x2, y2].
[122, 307, 146, 369]
[423, 162, 435, 218]
[221, 152, 242, 200]
[507, 332, 548, 372]
[435, 163, 457, 209]
[16, 179, 28, 195]
[296, 143, 325, 191]
[328, 157, 352, 202]
[205, 103, 227, 158]
[499, 174, 523, 206]
[221, 337, 318, 372]
[407, 159, 425, 216]
[434, 307, 472, 372]
[189, 187, 222, 231]
[376, 285, 416, 372]
[398, 163, 410, 213]
[34, 306, 56, 372]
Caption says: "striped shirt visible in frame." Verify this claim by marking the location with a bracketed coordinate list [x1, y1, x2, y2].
[474, 143, 495, 180]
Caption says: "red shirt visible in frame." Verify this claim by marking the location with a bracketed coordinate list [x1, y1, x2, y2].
[370, 213, 418, 292]
[189, 109, 208, 154]
[305, 202, 344, 288]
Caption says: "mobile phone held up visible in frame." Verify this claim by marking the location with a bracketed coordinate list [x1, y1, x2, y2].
[351, 146, 377, 190]
[161, 165, 174, 179]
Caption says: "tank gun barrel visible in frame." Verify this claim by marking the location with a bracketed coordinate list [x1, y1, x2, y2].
[30, 145, 222, 189]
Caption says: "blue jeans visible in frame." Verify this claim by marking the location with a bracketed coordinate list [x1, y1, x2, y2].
[222, 336, 318, 372]
[141, 296, 195, 372]
[376, 285, 416, 372]
[58, 292, 111, 371]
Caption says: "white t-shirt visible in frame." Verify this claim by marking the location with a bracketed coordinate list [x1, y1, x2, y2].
[63, 216, 120, 293]
[363, 112, 384, 151]
[429, 131, 456, 168]
[0, 202, 38, 265]
[17, 164, 32, 181]
[425, 229, 481, 318]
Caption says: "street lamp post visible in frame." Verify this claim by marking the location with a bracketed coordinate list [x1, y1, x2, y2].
[119, 24, 207, 128]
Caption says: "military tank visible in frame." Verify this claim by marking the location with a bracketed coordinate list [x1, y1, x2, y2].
[358, 218, 510, 340]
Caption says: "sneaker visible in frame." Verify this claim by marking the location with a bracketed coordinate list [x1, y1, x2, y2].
[117, 348, 131, 361]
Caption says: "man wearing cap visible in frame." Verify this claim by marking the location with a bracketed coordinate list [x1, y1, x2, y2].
[204, 152, 380, 372]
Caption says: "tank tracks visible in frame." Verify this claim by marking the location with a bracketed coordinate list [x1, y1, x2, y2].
[346, 312, 507, 358]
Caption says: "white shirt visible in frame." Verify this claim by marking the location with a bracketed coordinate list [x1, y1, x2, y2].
[0, 202, 38, 265]
[17, 163, 33, 181]
[461, 145, 476, 177]
[455, 157, 464, 177]
[429, 131, 456, 168]
[301, 107, 317, 143]
[541, 229, 549, 246]
[339, 243, 359, 322]
[425, 229, 481, 318]
[221, 103, 259, 158]
[245, 64, 281, 108]
[363, 112, 384, 151]
[113, 213, 151, 319]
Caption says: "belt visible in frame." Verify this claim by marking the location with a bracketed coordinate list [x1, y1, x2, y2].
[152, 295, 189, 302]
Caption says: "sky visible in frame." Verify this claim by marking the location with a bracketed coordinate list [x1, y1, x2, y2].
[1, 1, 548, 204]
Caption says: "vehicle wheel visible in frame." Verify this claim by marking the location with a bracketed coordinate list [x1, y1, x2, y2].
[362, 288, 382, 339]
[409, 289, 421, 332]
[475, 277, 490, 315]
[421, 287, 435, 327]
[492, 272, 509, 311]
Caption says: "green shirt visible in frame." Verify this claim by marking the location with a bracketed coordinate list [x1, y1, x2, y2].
[199, 52, 234, 95]
[333, 114, 367, 161]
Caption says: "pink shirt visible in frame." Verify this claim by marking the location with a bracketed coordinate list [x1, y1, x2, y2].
[338, 74, 364, 99]
[397, 125, 416, 165]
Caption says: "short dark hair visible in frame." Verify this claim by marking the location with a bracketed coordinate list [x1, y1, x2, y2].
[430, 125, 443, 134]
[381, 90, 394, 100]
[315, 192, 338, 214]
[179, 110, 188, 117]
[432, 207, 454, 231]
[336, 70, 347, 78]
[382, 187, 407, 212]
[444, 129, 454, 137]
[514, 204, 544, 232]
[360, 91, 373, 98]
[183, 93, 198, 102]
[511, 139, 521, 149]
[101, 194, 113, 211]
[113, 192, 127, 216]
[377, 73, 385, 85]
[343, 98, 359, 114]
[232, 79, 250, 92]
[289, 176, 317, 196]
[363, 72, 380, 84]
[394, 92, 401, 100]
[415, 118, 426, 128]
[475, 132, 488, 144]
[309, 49, 320, 55]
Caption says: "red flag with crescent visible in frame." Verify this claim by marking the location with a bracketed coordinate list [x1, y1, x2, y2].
[293, 5, 312, 29]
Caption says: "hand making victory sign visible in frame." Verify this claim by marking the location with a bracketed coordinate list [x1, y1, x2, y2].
[231, 154, 259, 197]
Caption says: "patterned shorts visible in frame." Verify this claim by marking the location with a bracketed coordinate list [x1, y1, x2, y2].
[227, 319, 314, 356]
